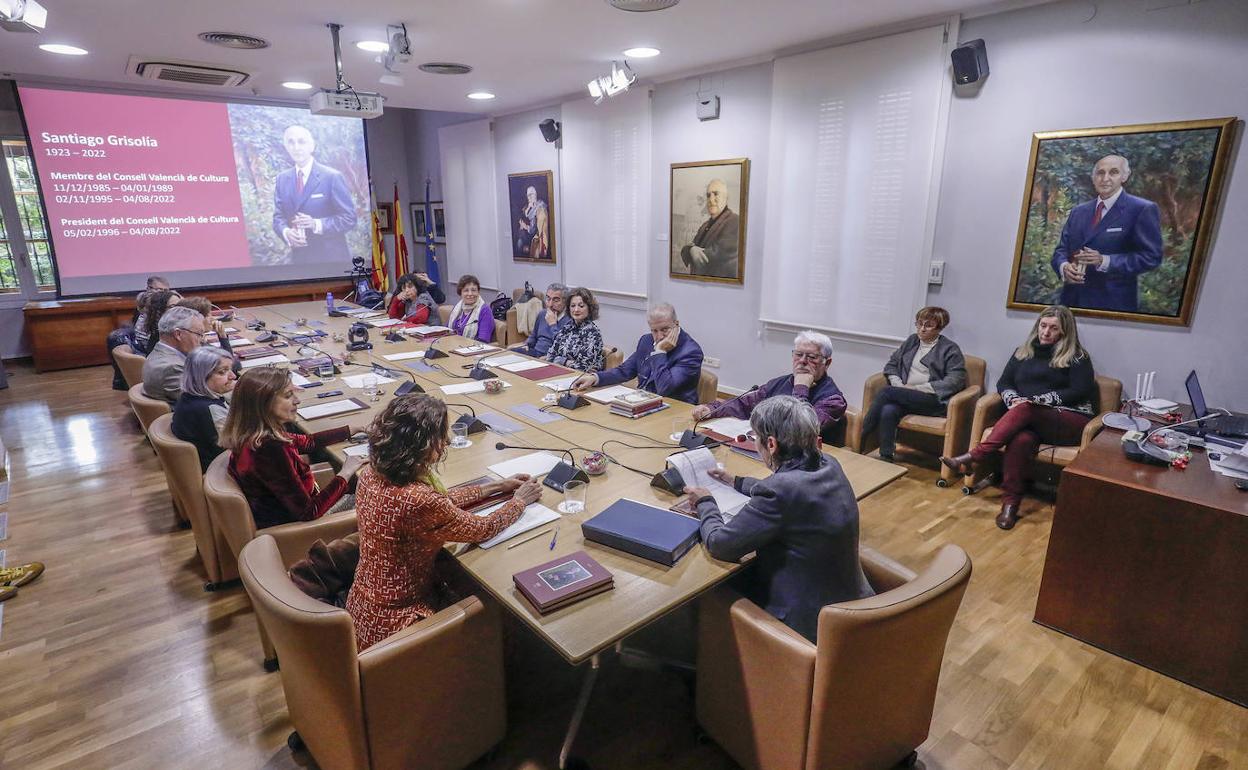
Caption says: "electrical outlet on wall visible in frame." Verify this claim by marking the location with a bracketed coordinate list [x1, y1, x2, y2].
[704, 356, 721, 368]
[928, 260, 945, 285]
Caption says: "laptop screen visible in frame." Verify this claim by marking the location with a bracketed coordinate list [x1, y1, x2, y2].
[1185, 370, 1209, 419]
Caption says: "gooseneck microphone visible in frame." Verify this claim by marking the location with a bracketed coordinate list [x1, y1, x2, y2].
[493, 442, 589, 492]
[447, 403, 487, 434]
[685, 383, 761, 448]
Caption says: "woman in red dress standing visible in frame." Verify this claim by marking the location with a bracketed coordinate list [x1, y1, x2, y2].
[346, 395, 543, 650]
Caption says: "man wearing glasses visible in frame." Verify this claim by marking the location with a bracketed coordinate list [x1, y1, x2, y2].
[692, 330, 846, 441]
[142, 306, 208, 404]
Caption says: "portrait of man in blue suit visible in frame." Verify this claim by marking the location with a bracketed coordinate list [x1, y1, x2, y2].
[272, 125, 358, 265]
[1049, 154, 1163, 313]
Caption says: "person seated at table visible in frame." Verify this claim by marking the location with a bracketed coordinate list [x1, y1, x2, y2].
[941, 305, 1095, 530]
[571, 302, 704, 404]
[514, 282, 571, 357]
[685, 395, 874, 643]
[387, 274, 439, 324]
[546, 287, 605, 372]
[346, 395, 542, 650]
[401, 270, 446, 306]
[108, 276, 173, 389]
[447, 274, 496, 344]
[134, 288, 181, 355]
[172, 346, 238, 472]
[220, 367, 369, 530]
[177, 296, 241, 363]
[692, 330, 846, 441]
[859, 306, 967, 462]
[142, 306, 207, 404]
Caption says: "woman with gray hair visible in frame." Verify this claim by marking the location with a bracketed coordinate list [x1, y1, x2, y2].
[686, 395, 874, 642]
[171, 346, 237, 471]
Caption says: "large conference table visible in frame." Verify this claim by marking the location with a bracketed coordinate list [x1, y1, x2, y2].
[235, 299, 906, 766]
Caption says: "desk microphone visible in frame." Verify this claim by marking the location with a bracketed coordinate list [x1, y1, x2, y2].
[368, 359, 425, 396]
[493, 441, 589, 492]
[552, 347, 618, 409]
[447, 403, 488, 435]
[1124, 411, 1232, 467]
[424, 335, 449, 359]
[686, 384, 760, 448]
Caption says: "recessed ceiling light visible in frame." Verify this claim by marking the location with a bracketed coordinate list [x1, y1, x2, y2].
[356, 40, 390, 53]
[623, 47, 660, 58]
[467, 91, 495, 100]
[282, 81, 314, 90]
[39, 44, 88, 56]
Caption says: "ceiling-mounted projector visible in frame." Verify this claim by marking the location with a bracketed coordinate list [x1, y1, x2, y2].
[310, 90, 384, 118]
[0, 0, 48, 32]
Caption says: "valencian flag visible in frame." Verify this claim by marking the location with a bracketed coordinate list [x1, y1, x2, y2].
[423, 177, 441, 286]
[393, 183, 411, 278]
[370, 206, 388, 293]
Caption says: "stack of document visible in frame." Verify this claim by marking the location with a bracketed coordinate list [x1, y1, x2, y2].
[475, 502, 561, 549]
[666, 447, 750, 518]
[480, 353, 529, 367]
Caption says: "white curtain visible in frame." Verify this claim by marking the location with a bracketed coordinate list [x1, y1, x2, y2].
[560, 88, 652, 296]
[439, 119, 501, 289]
[760, 24, 951, 341]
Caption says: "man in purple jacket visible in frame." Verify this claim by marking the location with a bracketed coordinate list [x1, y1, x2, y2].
[571, 302, 704, 404]
[692, 330, 847, 440]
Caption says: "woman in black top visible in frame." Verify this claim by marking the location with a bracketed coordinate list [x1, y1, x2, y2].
[942, 306, 1096, 530]
[172, 347, 237, 471]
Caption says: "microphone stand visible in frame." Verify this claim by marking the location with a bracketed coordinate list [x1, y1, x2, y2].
[493, 441, 589, 492]
[447, 402, 488, 435]
[684, 384, 760, 449]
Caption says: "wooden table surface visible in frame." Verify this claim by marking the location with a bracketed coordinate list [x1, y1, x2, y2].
[242, 300, 907, 664]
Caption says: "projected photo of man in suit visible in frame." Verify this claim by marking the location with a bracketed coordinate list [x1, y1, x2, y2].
[272, 125, 358, 264]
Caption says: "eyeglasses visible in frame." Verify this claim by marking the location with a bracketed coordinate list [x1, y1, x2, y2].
[915, 321, 941, 330]
[791, 350, 825, 363]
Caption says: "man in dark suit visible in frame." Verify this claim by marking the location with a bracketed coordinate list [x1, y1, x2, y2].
[1049, 154, 1163, 312]
[680, 178, 741, 280]
[687, 395, 874, 643]
[272, 125, 358, 265]
[570, 302, 705, 404]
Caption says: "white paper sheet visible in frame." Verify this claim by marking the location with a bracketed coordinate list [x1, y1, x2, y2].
[500, 359, 549, 373]
[475, 502, 561, 549]
[289, 371, 312, 387]
[407, 325, 453, 335]
[298, 400, 364, 420]
[453, 344, 499, 355]
[382, 350, 427, 361]
[584, 385, 639, 404]
[487, 451, 564, 479]
[342, 373, 398, 388]
[239, 354, 290, 369]
[440, 380, 512, 395]
[343, 443, 370, 458]
[366, 318, 404, 328]
[666, 447, 750, 517]
[540, 376, 579, 391]
[481, 353, 528, 367]
[699, 417, 753, 438]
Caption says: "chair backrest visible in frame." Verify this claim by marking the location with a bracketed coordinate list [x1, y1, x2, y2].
[697, 368, 719, 405]
[1095, 374, 1123, 413]
[805, 544, 972, 770]
[113, 344, 146, 389]
[511, 287, 525, 303]
[964, 355, 987, 391]
[203, 452, 260, 563]
[148, 413, 232, 584]
[128, 383, 171, 435]
[437, 304, 451, 325]
[604, 346, 624, 370]
[239, 535, 370, 770]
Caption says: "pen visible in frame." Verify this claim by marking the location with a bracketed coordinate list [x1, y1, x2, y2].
[507, 528, 552, 550]
[549, 526, 559, 551]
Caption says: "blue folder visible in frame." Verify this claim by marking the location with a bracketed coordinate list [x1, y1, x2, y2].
[581, 499, 701, 567]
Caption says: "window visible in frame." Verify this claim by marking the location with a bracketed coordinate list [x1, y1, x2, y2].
[2, 138, 55, 291]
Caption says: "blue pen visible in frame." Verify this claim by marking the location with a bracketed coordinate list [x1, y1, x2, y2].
[548, 526, 559, 550]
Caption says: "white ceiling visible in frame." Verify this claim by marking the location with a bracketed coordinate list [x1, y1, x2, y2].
[1, 0, 1028, 115]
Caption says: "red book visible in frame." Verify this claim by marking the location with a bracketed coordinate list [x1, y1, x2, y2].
[515, 364, 574, 381]
[513, 550, 614, 614]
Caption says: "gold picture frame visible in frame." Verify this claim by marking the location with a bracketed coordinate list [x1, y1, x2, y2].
[1006, 117, 1236, 326]
[507, 170, 556, 264]
[669, 158, 749, 285]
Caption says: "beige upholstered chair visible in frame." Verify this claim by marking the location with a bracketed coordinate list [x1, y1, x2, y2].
[846, 355, 987, 486]
[239, 534, 507, 770]
[113, 344, 146, 389]
[203, 452, 358, 667]
[128, 384, 171, 438]
[148, 413, 236, 588]
[697, 368, 720, 406]
[437, 304, 451, 325]
[604, 346, 624, 370]
[697, 544, 972, 770]
[961, 374, 1123, 494]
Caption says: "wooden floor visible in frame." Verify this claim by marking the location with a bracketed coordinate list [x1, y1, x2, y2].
[0, 361, 1243, 770]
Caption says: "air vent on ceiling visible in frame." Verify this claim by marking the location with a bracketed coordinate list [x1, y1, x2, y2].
[127, 57, 250, 87]
[198, 31, 270, 50]
[418, 62, 473, 75]
[606, 0, 680, 11]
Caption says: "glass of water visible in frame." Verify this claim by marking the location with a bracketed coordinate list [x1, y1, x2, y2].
[450, 421, 471, 448]
[558, 480, 587, 515]
[318, 362, 334, 381]
[362, 374, 382, 402]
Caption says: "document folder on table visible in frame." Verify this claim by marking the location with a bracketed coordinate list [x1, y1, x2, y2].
[581, 498, 701, 567]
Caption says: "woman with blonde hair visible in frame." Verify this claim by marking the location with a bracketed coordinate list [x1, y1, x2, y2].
[220, 367, 368, 529]
[941, 305, 1096, 530]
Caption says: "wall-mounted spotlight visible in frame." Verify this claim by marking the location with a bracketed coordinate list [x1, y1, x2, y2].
[586, 60, 636, 104]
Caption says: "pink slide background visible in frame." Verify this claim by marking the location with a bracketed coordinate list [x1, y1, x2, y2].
[20, 87, 251, 277]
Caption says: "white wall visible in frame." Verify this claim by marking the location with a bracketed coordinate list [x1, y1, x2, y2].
[364, 110, 412, 287]
[932, 0, 1248, 410]
[401, 108, 477, 293]
[491, 105, 563, 295]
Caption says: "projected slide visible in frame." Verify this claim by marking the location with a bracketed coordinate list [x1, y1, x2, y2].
[17, 86, 369, 296]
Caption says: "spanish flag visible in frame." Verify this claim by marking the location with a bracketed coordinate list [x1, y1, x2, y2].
[393, 183, 411, 278]
[370, 207, 388, 292]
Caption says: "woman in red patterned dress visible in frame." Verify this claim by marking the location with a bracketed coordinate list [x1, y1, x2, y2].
[346, 395, 543, 650]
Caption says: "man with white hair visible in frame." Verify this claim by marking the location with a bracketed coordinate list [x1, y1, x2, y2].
[516, 282, 571, 357]
[272, 124, 358, 265]
[142, 305, 206, 403]
[572, 302, 704, 404]
[692, 330, 846, 439]
[680, 178, 741, 279]
[1049, 153, 1163, 312]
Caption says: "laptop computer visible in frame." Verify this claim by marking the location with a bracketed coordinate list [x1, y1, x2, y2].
[1184, 370, 1248, 438]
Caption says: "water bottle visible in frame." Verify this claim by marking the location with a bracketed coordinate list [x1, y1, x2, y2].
[326, 291, 334, 314]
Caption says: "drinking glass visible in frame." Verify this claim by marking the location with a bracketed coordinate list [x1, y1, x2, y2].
[317, 362, 334, 381]
[450, 421, 471, 448]
[671, 416, 689, 442]
[559, 480, 587, 515]
[362, 374, 381, 402]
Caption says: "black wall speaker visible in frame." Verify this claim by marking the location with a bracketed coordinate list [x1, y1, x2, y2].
[951, 38, 989, 85]
[539, 118, 561, 143]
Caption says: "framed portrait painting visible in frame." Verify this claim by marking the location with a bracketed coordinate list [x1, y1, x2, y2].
[410, 201, 445, 243]
[670, 158, 749, 285]
[508, 170, 556, 263]
[1007, 117, 1235, 325]
[375, 201, 394, 234]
